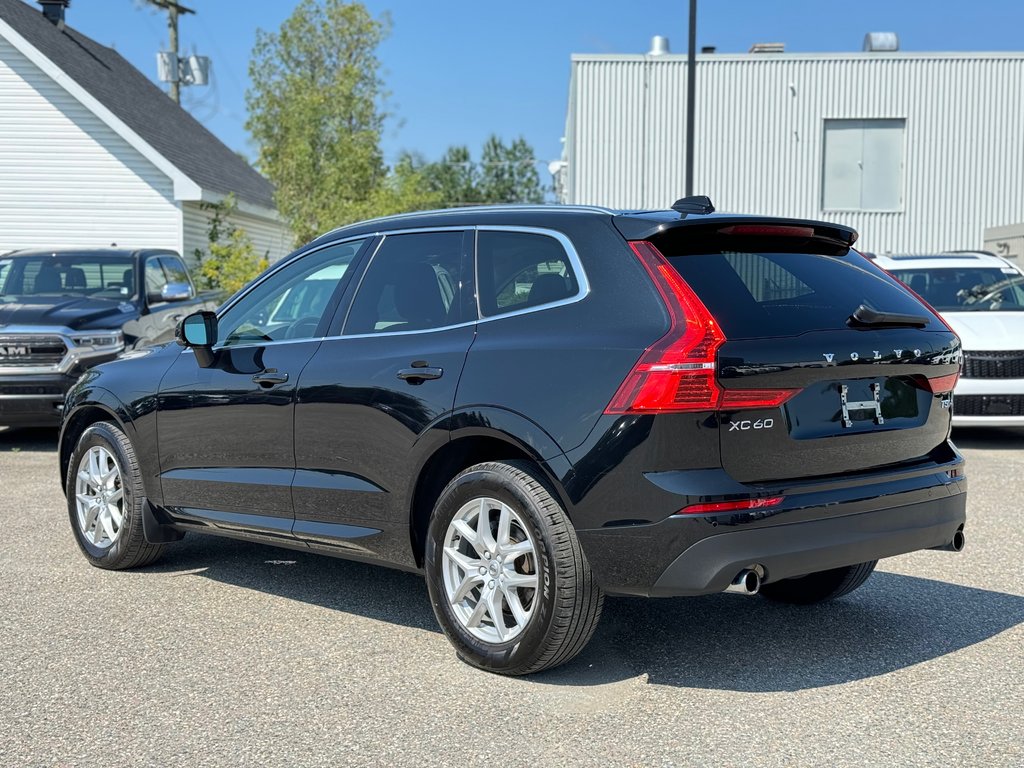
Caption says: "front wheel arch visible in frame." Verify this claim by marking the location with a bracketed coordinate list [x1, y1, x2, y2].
[59, 402, 128, 495]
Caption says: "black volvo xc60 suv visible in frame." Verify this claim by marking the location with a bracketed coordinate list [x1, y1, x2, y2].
[59, 198, 967, 675]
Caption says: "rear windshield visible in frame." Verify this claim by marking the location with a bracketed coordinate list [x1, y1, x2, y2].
[888, 266, 1024, 312]
[663, 247, 934, 339]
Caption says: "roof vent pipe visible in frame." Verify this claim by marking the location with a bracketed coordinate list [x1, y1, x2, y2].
[863, 32, 899, 51]
[649, 35, 670, 55]
[37, 0, 69, 28]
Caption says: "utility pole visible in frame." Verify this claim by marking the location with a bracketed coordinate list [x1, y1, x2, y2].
[146, 0, 195, 104]
[685, 0, 697, 197]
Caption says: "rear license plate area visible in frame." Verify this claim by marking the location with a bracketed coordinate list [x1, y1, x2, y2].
[787, 377, 924, 438]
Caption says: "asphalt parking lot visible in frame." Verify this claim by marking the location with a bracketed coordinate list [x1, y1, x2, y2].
[0, 427, 1021, 767]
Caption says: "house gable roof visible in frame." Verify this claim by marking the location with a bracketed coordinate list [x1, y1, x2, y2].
[0, 0, 276, 210]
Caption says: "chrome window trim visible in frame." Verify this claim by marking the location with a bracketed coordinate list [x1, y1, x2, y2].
[472, 225, 590, 321]
[339, 224, 588, 336]
[197, 224, 591, 352]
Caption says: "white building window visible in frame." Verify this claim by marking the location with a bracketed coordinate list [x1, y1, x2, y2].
[822, 119, 905, 211]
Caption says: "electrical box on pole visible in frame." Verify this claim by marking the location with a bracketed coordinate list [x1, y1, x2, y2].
[146, 0, 205, 104]
[183, 55, 210, 86]
[158, 52, 211, 88]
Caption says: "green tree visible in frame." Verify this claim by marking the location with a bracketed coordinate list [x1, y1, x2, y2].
[192, 195, 269, 295]
[420, 145, 480, 206]
[478, 135, 544, 204]
[414, 136, 545, 208]
[246, 0, 390, 244]
[343, 153, 443, 222]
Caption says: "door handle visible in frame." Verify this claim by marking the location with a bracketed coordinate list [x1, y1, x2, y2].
[397, 365, 443, 383]
[252, 370, 289, 387]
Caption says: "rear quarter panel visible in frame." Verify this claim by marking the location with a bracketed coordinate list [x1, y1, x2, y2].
[455, 215, 668, 455]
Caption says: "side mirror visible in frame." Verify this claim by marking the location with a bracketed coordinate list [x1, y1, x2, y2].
[175, 311, 217, 368]
[161, 282, 194, 302]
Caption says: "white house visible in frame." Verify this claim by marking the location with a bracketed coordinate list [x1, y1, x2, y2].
[0, 0, 292, 263]
[559, 41, 1024, 255]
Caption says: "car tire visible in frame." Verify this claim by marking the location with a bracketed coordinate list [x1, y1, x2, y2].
[758, 560, 877, 605]
[425, 460, 604, 675]
[66, 421, 165, 570]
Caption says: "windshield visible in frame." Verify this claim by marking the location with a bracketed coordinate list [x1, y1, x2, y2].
[0, 255, 137, 301]
[889, 266, 1024, 312]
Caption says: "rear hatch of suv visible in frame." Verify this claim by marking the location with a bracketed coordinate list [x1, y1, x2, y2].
[612, 216, 962, 483]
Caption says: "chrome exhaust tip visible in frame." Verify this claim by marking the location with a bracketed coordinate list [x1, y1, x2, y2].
[930, 529, 966, 553]
[724, 568, 761, 595]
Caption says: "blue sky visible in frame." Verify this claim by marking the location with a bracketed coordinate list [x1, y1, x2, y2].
[61, 0, 1024, 177]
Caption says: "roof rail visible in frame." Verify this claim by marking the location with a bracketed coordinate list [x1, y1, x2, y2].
[320, 203, 616, 238]
[945, 249, 1000, 258]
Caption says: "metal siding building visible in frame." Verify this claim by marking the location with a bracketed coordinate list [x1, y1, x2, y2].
[562, 52, 1024, 254]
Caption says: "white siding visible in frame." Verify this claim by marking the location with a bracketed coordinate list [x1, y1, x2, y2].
[182, 201, 293, 268]
[565, 52, 1024, 254]
[0, 37, 180, 252]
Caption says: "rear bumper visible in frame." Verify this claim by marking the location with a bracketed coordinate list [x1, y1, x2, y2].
[574, 452, 966, 597]
[649, 493, 965, 596]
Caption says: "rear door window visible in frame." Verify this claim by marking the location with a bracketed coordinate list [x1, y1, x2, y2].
[476, 230, 580, 317]
[343, 231, 465, 334]
[658, 236, 935, 339]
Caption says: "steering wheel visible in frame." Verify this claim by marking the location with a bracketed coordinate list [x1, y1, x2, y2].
[283, 315, 321, 339]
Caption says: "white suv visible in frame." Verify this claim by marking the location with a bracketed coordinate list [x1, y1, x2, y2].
[874, 252, 1024, 427]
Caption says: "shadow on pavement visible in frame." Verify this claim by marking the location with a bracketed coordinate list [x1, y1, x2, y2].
[952, 426, 1024, 449]
[0, 427, 58, 452]
[552, 571, 1024, 691]
[147, 533, 439, 633]
[147, 534, 1024, 691]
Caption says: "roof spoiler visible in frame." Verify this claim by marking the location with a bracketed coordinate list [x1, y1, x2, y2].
[613, 214, 859, 250]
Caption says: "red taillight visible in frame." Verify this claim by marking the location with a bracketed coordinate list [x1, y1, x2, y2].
[720, 388, 799, 409]
[605, 241, 799, 414]
[916, 372, 960, 394]
[676, 496, 785, 516]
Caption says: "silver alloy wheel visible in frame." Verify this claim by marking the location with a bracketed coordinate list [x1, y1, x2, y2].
[442, 497, 540, 643]
[74, 445, 125, 550]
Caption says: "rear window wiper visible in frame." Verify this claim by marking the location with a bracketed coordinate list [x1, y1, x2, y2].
[847, 304, 929, 329]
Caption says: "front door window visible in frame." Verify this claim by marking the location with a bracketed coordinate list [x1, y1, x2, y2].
[218, 240, 365, 346]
